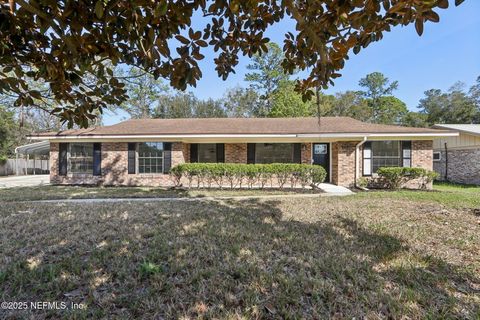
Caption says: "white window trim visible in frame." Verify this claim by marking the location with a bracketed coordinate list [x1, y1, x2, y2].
[433, 151, 441, 162]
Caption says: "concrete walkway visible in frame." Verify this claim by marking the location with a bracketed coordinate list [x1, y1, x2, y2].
[316, 183, 355, 195]
[0, 175, 50, 188]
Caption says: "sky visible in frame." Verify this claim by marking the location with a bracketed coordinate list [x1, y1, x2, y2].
[104, 1, 480, 125]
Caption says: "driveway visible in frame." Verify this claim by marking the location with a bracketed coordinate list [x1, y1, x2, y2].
[0, 175, 50, 188]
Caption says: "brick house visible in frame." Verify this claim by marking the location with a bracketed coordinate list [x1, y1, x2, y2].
[432, 124, 480, 185]
[30, 117, 456, 188]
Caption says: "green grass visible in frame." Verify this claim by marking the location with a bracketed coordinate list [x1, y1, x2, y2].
[356, 181, 480, 209]
[0, 185, 479, 318]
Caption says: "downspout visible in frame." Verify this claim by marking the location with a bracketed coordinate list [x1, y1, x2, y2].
[444, 142, 448, 181]
[354, 136, 368, 188]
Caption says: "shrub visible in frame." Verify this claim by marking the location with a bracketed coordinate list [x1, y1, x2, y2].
[420, 170, 439, 189]
[0, 155, 7, 165]
[356, 177, 369, 189]
[169, 165, 183, 187]
[377, 167, 438, 189]
[170, 163, 326, 189]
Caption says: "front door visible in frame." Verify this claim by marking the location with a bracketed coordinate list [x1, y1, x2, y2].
[312, 143, 330, 182]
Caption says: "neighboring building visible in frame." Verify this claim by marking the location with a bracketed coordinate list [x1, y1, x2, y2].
[30, 117, 456, 188]
[432, 124, 480, 185]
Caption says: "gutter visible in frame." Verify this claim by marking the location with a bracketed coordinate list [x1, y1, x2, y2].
[29, 131, 459, 141]
[354, 137, 368, 189]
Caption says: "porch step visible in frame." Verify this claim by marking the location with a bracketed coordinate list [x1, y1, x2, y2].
[316, 183, 354, 195]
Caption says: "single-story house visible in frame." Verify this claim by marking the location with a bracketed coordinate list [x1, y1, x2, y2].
[30, 117, 457, 188]
[432, 124, 480, 185]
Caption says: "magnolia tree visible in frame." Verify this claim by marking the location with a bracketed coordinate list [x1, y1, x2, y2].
[0, 0, 463, 127]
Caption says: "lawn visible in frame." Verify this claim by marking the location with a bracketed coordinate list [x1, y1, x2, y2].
[0, 184, 479, 318]
[0, 185, 318, 202]
[358, 182, 480, 209]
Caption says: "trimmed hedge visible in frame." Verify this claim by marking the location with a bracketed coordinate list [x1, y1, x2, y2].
[170, 163, 327, 189]
[377, 167, 439, 189]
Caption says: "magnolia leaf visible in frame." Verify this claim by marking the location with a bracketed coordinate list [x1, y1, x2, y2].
[1, 0, 460, 128]
[175, 35, 190, 45]
[95, 1, 104, 19]
[437, 0, 449, 9]
[415, 19, 424, 36]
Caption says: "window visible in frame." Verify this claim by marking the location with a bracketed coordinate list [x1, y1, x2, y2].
[314, 144, 327, 155]
[197, 144, 217, 163]
[402, 141, 412, 168]
[371, 141, 401, 173]
[433, 152, 441, 161]
[68, 143, 93, 174]
[255, 143, 294, 163]
[138, 142, 164, 174]
[363, 144, 372, 176]
[363, 141, 412, 175]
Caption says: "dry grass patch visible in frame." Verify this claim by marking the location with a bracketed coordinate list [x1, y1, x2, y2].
[0, 185, 319, 202]
[0, 195, 479, 318]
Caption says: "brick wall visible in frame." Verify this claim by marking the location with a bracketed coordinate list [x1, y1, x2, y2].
[412, 140, 433, 170]
[50, 142, 186, 186]
[51, 142, 316, 186]
[434, 148, 480, 185]
[50, 140, 434, 188]
[225, 143, 247, 163]
[300, 143, 312, 165]
[359, 140, 434, 189]
[331, 141, 358, 187]
[183, 143, 191, 163]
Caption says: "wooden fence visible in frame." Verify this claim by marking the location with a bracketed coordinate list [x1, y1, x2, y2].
[0, 158, 50, 176]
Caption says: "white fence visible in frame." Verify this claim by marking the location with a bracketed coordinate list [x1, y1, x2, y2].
[0, 158, 50, 176]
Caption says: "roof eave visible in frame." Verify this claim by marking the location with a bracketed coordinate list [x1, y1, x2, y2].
[433, 125, 480, 137]
[30, 131, 459, 141]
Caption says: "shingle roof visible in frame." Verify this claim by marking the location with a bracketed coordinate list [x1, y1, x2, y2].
[32, 117, 451, 137]
[433, 124, 480, 137]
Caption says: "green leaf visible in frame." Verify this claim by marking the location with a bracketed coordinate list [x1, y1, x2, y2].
[159, 0, 168, 15]
[95, 1, 104, 19]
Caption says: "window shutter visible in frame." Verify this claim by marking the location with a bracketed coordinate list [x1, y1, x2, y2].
[247, 143, 255, 164]
[293, 143, 301, 163]
[93, 143, 102, 176]
[190, 144, 198, 163]
[402, 141, 412, 167]
[128, 143, 136, 174]
[216, 143, 225, 163]
[58, 143, 68, 176]
[163, 142, 172, 173]
[363, 142, 372, 176]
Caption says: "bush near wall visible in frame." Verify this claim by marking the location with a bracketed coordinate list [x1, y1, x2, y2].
[377, 167, 439, 190]
[170, 163, 326, 189]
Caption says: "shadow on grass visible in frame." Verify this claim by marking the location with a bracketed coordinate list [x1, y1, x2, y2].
[0, 199, 478, 318]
